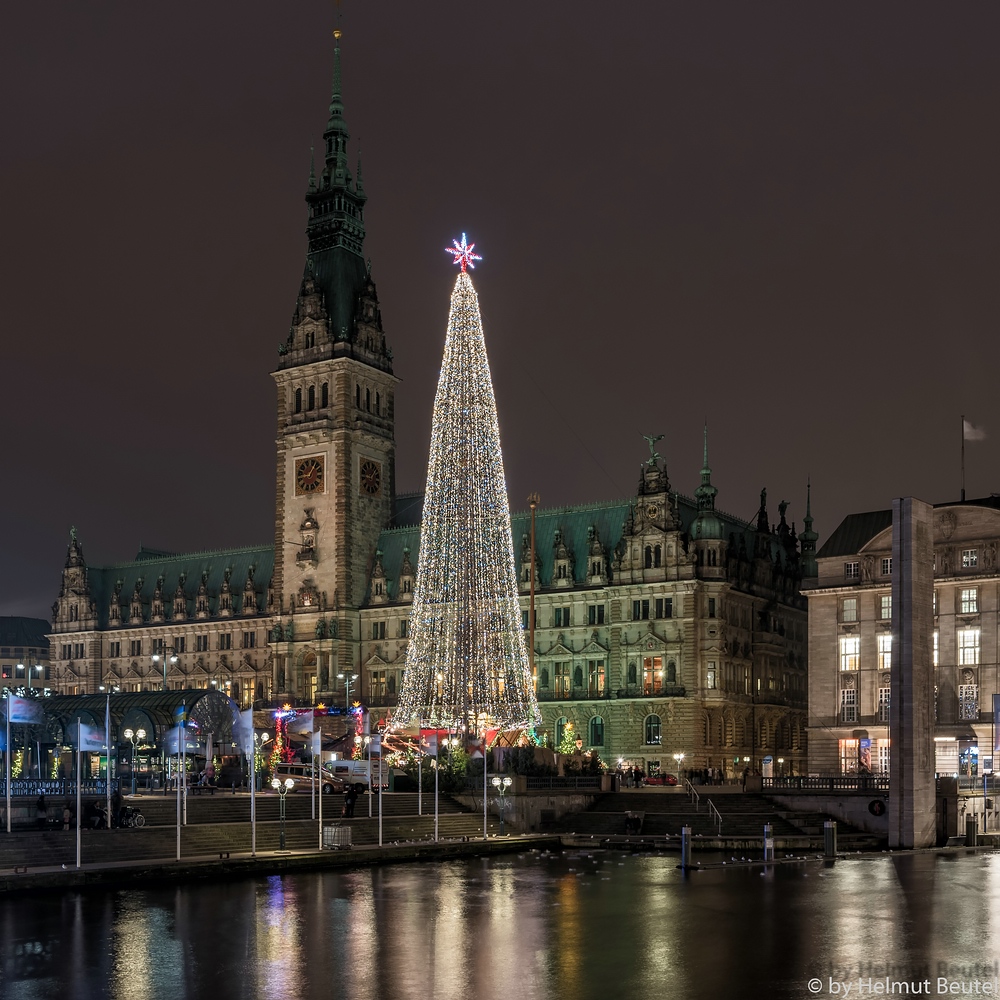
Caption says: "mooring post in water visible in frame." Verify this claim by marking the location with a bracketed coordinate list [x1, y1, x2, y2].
[824, 819, 837, 857]
[763, 823, 774, 862]
[680, 825, 692, 868]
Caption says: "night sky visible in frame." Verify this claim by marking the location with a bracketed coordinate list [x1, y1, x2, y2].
[4, 2, 1000, 619]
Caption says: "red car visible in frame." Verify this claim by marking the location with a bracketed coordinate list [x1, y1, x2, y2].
[644, 773, 678, 786]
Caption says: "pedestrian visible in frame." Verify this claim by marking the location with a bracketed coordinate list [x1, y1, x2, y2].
[63, 802, 72, 830]
[36, 794, 48, 829]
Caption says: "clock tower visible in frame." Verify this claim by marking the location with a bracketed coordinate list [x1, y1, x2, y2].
[271, 31, 398, 703]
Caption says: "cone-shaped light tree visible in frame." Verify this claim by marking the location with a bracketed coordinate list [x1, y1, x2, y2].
[392, 236, 541, 735]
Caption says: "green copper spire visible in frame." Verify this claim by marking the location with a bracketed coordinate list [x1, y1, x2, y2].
[692, 424, 724, 540]
[798, 479, 819, 577]
[694, 423, 718, 510]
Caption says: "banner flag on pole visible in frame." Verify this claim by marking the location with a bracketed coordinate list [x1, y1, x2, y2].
[6, 697, 45, 725]
[311, 731, 322, 755]
[369, 735, 382, 755]
[239, 709, 255, 755]
[964, 420, 987, 441]
[75, 722, 107, 752]
[287, 710, 315, 736]
[419, 730, 438, 756]
[164, 727, 199, 755]
[174, 704, 187, 728]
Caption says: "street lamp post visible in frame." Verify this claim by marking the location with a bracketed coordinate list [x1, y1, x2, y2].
[123, 727, 146, 796]
[337, 671, 356, 711]
[271, 776, 294, 851]
[252, 732, 271, 791]
[152, 648, 178, 692]
[673, 752, 685, 780]
[491, 775, 512, 835]
[18, 663, 43, 692]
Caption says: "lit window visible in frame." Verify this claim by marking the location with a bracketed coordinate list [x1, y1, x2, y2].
[845, 562, 860, 580]
[842, 598, 858, 623]
[643, 656, 663, 695]
[933, 631, 939, 667]
[959, 684, 979, 720]
[880, 595, 892, 620]
[878, 687, 890, 723]
[963, 549, 979, 568]
[839, 635, 860, 671]
[961, 588, 979, 614]
[881, 558, 892, 576]
[840, 688, 858, 723]
[878, 634, 892, 671]
[958, 628, 981, 666]
[644, 715, 662, 745]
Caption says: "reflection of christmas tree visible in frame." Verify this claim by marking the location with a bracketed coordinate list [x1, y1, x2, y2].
[270, 715, 292, 770]
[393, 237, 541, 735]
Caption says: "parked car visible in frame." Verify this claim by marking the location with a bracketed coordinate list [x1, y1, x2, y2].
[273, 762, 345, 795]
[645, 773, 678, 786]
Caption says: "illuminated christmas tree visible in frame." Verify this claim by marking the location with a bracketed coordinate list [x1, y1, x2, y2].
[393, 236, 541, 735]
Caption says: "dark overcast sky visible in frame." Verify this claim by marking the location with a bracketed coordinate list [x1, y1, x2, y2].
[4, 1, 1000, 619]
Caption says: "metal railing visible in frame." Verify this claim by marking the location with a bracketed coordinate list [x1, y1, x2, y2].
[707, 799, 723, 835]
[0, 778, 117, 797]
[524, 776, 602, 790]
[681, 777, 700, 810]
[761, 775, 890, 792]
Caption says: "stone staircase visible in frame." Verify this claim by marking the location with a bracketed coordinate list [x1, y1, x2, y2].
[0, 794, 498, 869]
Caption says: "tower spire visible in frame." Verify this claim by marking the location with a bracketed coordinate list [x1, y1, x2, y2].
[798, 478, 819, 577]
[694, 423, 717, 510]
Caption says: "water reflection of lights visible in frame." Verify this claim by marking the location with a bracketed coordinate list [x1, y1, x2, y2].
[108, 897, 184, 1000]
[258, 876, 303, 993]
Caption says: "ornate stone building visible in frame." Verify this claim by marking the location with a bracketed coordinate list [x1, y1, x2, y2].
[804, 497, 1000, 776]
[363, 444, 810, 777]
[44, 35, 810, 774]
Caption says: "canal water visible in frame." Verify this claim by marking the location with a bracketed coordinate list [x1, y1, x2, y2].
[2, 849, 1000, 1000]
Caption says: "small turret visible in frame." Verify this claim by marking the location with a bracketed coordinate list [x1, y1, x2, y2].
[798, 480, 819, 578]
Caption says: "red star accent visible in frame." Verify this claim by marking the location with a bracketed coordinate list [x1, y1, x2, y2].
[445, 233, 482, 272]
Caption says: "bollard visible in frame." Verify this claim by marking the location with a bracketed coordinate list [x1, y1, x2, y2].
[680, 825, 692, 869]
[824, 819, 837, 857]
[763, 823, 774, 861]
[966, 815, 978, 848]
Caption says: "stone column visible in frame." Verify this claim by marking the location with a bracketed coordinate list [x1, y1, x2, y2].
[888, 497, 936, 848]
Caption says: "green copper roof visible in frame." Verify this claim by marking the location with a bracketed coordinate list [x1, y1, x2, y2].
[84, 544, 274, 629]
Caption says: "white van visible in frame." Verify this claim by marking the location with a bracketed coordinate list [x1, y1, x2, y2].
[324, 760, 372, 789]
[273, 762, 345, 795]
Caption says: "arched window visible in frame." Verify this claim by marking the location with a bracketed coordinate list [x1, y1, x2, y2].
[375, 391, 381, 414]
[321, 382, 329, 408]
[540, 668, 550, 689]
[645, 715, 662, 745]
[356, 384, 361, 408]
[307, 385, 315, 410]
[573, 666, 583, 687]
[589, 716, 605, 747]
[654, 544, 662, 568]
[294, 388, 302, 413]
[644, 546, 652, 569]
[365, 388, 371, 412]
[555, 716, 568, 746]
[666, 660, 677, 684]
[627, 661, 637, 685]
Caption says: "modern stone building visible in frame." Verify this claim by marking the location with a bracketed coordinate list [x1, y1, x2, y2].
[43, 34, 810, 774]
[804, 496, 1000, 776]
[0, 617, 50, 691]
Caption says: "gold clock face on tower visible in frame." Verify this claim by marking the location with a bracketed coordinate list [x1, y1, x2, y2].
[294, 456, 325, 495]
[360, 459, 382, 496]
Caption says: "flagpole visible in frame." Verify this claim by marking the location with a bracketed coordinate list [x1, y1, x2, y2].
[317, 729, 323, 851]
[105, 694, 112, 830]
[6, 705, 11, 834]
[962, 414, 966, 501]
[176, 718, 181, 861]
[434, 749, 439, 842]
[182, 699, 187, 826]
[76, 719, 82, 869]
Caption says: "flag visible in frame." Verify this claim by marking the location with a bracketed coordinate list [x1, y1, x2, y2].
[369, 735, 382, 755]
[163, 726, 199, 755]
[468, 737, 484, 759]
[173, 704, 187, 728]
[287, 710, 314, 736]
[5, 696, 45, 725]
[76, 722, 106, 752]
[311, 731, 321, 755]
[239, 709, 255, 755]
[964, 420, 987, 442]
[104, 697, 111, 756]
[420, 730, 438, 757]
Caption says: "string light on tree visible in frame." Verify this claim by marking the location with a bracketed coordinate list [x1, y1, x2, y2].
[392, 236, 541, 735]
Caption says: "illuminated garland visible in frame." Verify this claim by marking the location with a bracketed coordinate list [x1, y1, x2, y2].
[392, 261, 541, 734]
